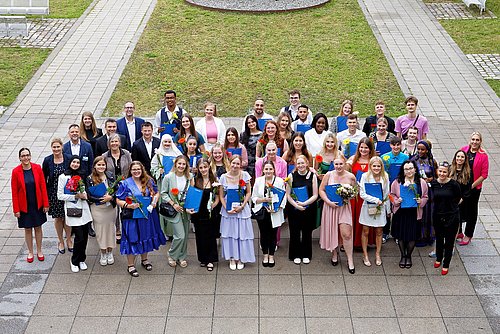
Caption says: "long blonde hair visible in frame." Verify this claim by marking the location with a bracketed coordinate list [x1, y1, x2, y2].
[208, 142, 230, 176]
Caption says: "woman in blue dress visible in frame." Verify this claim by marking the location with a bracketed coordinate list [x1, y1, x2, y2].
[115, 161, 166, 277]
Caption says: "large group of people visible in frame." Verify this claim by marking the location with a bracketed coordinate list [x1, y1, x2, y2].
[11, 90, 489, 277]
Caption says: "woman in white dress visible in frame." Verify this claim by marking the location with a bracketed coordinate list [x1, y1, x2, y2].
[359, 156, 390, 267]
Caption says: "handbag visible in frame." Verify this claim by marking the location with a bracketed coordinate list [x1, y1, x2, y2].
[159, 202, 177, 218]
[251, 207, 266, 220]
[120, 208, 133, 220]
[66, 207, 83, 218]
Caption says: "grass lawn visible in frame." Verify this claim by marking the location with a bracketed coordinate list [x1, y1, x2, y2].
[0, 0, 93, 107]
[0, 49, 50, 107]
[106, 0, 405, 118]
[426, 0, 500, 96]
[48, 0, 95, 18]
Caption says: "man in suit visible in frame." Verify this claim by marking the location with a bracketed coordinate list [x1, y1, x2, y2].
[63, 124, 94, 178]
[131, 122, 160, 176]
[63, 124, 96, 237]
[116, 101, 145, 151]
[95, 119, 127, 156]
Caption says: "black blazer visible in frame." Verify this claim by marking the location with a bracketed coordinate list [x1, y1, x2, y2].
[62, 140, 94, 178]
[95, 134, 127, 157]
[131, 137, 160, 175]
[42, 153, 72, 190]
[85, 171, 116, 207]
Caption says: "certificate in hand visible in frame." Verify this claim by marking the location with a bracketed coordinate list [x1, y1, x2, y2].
[356, 170, 364, 182]
[376, 141, 391, 155]
[257, 118, 272, 131]
[400, 185, 417, 208]
[388, 163, 402, 183]
[162, 156, 175, 174]
[344, 142, 358, 158]
[365, 182, 383, 204]
[226, 189, 240, 210]
[296, 124, 311, 133]
[189, 154, 202, 168]
[184, 187, 203, 213]
[292, 186, 309, 204]
[336, 116, 348, 132]
[161, 123, 176, 137]
[88, 182, 107, 205]
[226, 147, 242, 157]
[133, 195, 152, 219]
[263, 186, 286, 212]
[325, 184, 343, 206]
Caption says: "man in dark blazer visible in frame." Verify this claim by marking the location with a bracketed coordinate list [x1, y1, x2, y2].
[63, 124, 94, 178]
[116, 101, 145, 151]
[131, 122, 160, 176]
[95, 119, 127, 156]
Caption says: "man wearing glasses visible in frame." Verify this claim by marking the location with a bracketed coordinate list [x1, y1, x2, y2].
[280, 89, 312, 122]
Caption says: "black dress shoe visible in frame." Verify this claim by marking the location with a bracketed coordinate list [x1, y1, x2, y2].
[268, 260, 275, 268]
[331, 259, 339, 266]
[88, 224, 96, 237]
[348, 267, 355, 274]
[399, 257, 406, 268]
[262, 261, 269, 267]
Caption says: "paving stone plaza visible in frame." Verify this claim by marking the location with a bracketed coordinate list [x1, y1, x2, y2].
[0, 0, 499, 333]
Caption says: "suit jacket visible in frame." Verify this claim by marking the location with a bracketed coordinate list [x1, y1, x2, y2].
[11, 163, 49, 214]
[95, 133, 127, 157]
[42, 153, 72, 191]
[131, 137, 160, 175]
[116, 117, 145, 151]
[63, 140, 94, 177]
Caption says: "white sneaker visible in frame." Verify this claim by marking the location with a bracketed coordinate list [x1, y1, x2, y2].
[107, 252, 114, 265]
[79, 262, 88, 270]
[236, 262, 244, 270]
[70, 260, 79, 273]
[293, 258, 301, 265]
[100, 253, 107, 266]
[229, 260, 237, 271]
[302, 258, 310, 264]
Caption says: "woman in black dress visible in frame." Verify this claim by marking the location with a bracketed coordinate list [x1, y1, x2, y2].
[240, 115, 262, 182]
[450, 150, 472, 240]
[11, 148, 49, 262]
[390, 160, 429, 269]
[190, 158, 220, 271]
[285, 155, 318, 264]
[431, 162, 462, 275]
[43, 138, 72, 253]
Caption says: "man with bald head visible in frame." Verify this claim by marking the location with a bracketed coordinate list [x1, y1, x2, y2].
[242, 99, 274, 132]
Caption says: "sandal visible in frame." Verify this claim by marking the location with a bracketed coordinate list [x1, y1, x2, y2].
[179, 260, 188, 268]
[128, 265, 139, 277]
[375, 255, 382, 266]
[141, 259, 153, 271]
[363, 256, 372, 267]
[168, 257, 177, 267]
[207, 263, 214, 272]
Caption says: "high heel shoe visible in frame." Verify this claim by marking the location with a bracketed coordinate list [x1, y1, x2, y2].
[405, 256, 412, 269]
[399, 257, 406, 269]
[348, 266, 355, 274]
[331, 258, 338, 266]
[441, 268, 449, 275]
[363, 256, 372, 267]
[375, 255, 382, 266]
[458, 238, 471, 246]
[434, 261, 441, 268]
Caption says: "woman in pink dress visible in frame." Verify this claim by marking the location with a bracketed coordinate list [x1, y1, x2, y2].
[346, 137, 376, 248]
[319, 157, 357, 274]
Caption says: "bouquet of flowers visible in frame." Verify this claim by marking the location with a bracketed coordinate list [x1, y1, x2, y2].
[405, 182, 421, 200]
[343, 138, 351, 157]
[65, 175, 85, 193]
[336, 183, 358, 205]
[125, 194, 146, 217]
[265, 182, 276, 213]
